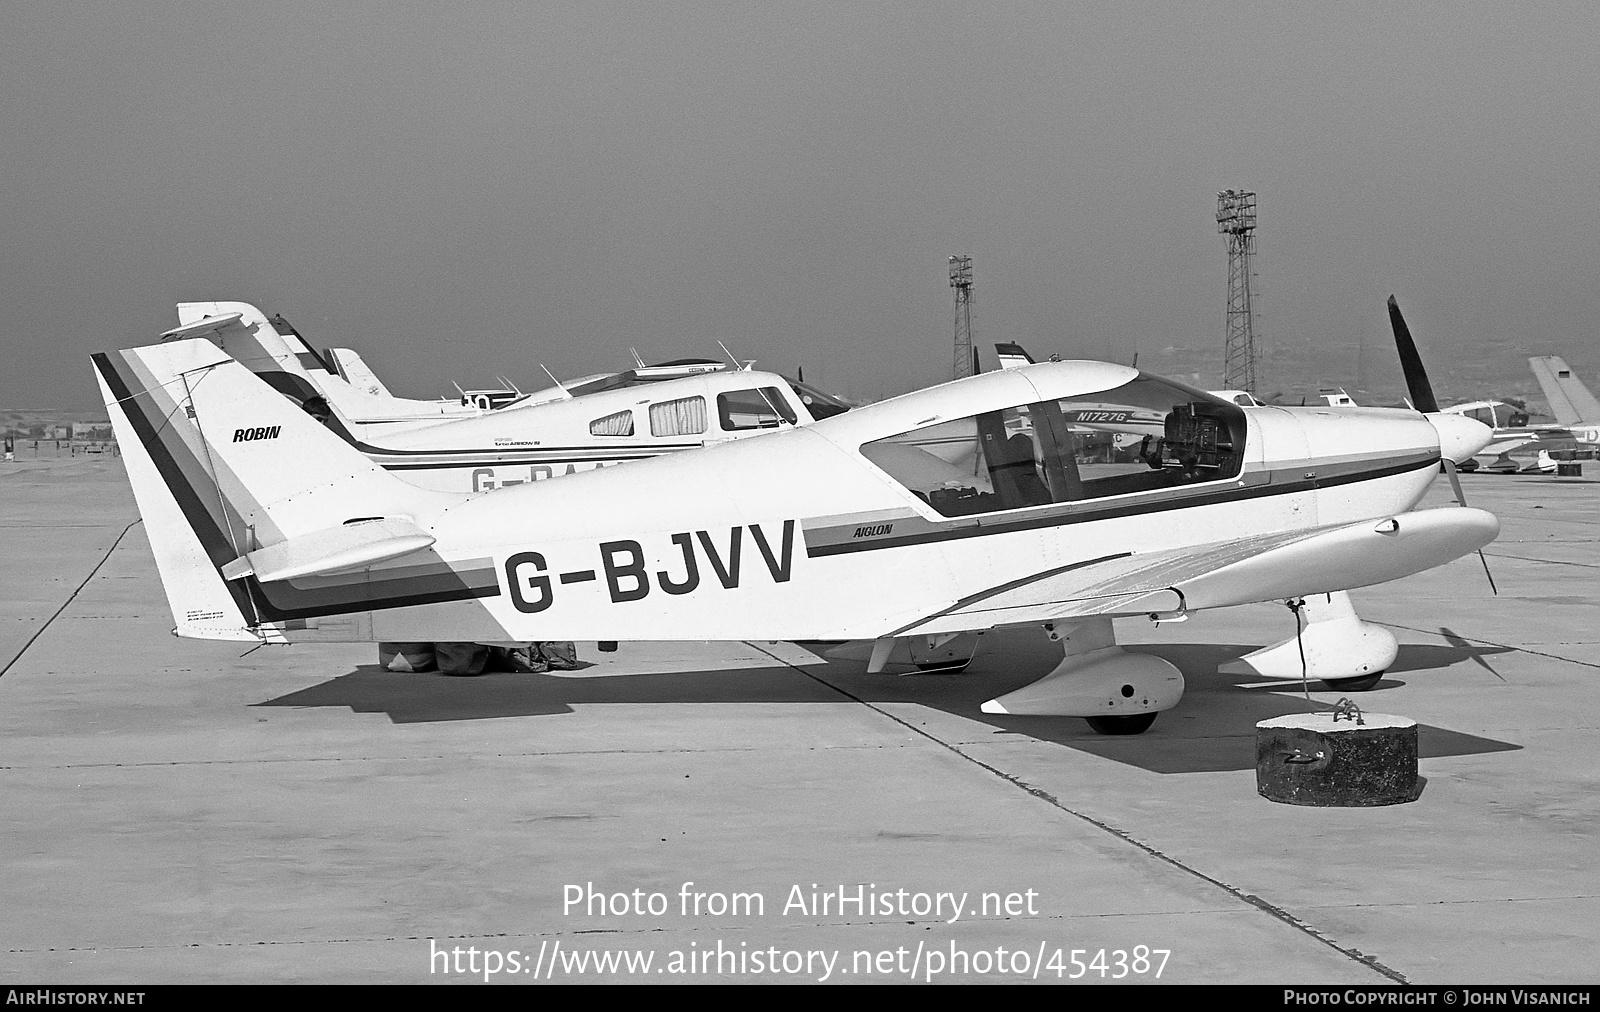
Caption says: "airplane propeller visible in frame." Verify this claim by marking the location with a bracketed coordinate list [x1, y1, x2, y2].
[1388, 295, 1498, 594]
[1389, 295, 1439, 414]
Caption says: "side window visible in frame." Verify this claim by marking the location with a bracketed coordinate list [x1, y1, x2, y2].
[588, 410, 634, 437]
[649, 396, 708, 437]
[861, 378, 1245, 518]
[718, 387, 798, 431]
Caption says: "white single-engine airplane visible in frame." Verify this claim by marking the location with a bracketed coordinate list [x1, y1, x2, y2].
[94, 307, 1496, 734]
[164, 302, 850, 493]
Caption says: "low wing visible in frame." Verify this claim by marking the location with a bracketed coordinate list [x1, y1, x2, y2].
[890, 507, 1498, 636]
[1482, 434, 1540, 457]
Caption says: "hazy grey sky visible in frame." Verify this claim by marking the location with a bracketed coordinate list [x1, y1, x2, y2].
[5, 2, 1598, 409]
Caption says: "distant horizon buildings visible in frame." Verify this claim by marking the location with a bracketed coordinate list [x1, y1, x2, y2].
[1, 409, 114, 443]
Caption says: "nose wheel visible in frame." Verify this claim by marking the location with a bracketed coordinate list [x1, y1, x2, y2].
[1322, 672, 1384, 692]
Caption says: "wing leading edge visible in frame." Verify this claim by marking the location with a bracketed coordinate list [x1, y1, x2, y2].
[890, 506, 1498, 637]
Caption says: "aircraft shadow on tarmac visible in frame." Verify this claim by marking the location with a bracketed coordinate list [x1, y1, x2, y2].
[255, 638, 1521, 775]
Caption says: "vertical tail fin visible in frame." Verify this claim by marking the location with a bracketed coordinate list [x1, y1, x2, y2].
[94, 340, 482, 639]
[325, 348, 395, 398]
[1529, 356, 1600, 426]
[994, 343, 1036, 371]
[95, 349, 257, 640]
[172, 302, 477, 445]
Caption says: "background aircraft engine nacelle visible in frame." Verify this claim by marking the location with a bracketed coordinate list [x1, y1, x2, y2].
[981, 642, 1184, 718]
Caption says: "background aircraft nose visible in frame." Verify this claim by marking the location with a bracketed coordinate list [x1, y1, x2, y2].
[1429, 412, 1493, 463]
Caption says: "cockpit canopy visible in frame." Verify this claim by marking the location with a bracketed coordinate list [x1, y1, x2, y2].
[861, 374, 1247, 518]
[1455, 402, 1529, 430]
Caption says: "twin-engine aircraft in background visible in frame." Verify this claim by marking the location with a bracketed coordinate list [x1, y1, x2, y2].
[94, 301, 1496, 734]
[1439, 355, 1600, 473]
[164, 302, 851, 492]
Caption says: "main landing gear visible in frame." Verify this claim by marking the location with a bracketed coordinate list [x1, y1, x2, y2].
[824, 632, 986, 674]
[980, 617, 1183, 734]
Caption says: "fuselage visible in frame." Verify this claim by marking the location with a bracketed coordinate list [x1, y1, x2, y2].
[345, 369, 816, 492]
[264, 364, 1452, 644]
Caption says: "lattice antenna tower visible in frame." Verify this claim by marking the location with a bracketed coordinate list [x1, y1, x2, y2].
[949, 255, 975, 379]
[1216, 190, 1259, 391]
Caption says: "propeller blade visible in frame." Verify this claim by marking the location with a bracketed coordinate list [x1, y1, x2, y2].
[1475, 548, 1499, 595]
[1442, 456, 1468, 507]
[1388, 295, 1439, 414]
[1442, 457, 1498, 594]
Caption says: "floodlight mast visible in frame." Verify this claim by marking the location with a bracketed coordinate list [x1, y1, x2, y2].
[949, 254, 975, 380]
[1216, 190, 1259, 392]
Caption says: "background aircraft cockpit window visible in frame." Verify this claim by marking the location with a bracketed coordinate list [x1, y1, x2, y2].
[718, 387, 798, 430]
[649, 396, 708, 437]
[588, 410, 635, 437]
[861, 377, 1246, 518]
[789, 379, 851, 419]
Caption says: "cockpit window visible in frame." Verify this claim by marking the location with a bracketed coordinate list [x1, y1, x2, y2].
[589, 410, 635, 437]
[718, 387, 797, 430]
[861, 376, 1246, 518]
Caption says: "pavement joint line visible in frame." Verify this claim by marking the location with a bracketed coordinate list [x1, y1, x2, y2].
[1482, 551, 1600, 570]
[0, 523, 133, 528]
[746, 642, 1409, 984]
[0, 520, 140, 681]
[3, 906, 1268, 956]
[1378, 622, 1600, 672]
[1294, 894, 1600, 912]
[0, 742, 943, 771]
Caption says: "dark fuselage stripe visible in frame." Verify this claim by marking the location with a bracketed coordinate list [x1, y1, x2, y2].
[382, 454, 662, 471]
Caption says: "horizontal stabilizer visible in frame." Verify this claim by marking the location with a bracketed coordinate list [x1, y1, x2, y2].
[220, 516, 436, 583]
[161, 312, 246, 342]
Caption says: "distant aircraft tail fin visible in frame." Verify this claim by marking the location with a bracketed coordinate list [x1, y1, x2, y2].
[172, 302, 476, 445]
[171, 302, 372, 436]
[1529, 356, 1600, 426]
[325, 348, 395, 399]
[170, 302, 323, 385]
[92, 340, 471, 639]
[994, 343, 1036, 371]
